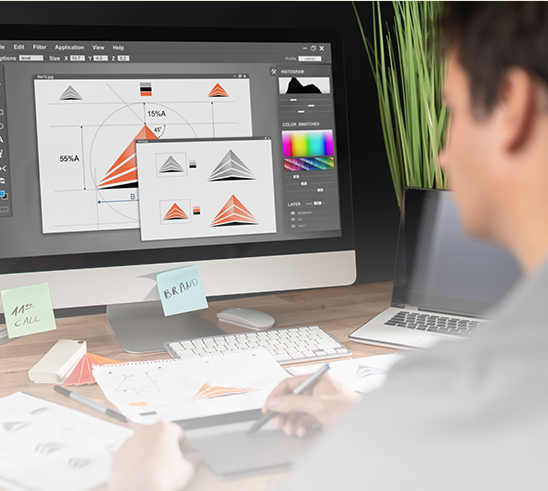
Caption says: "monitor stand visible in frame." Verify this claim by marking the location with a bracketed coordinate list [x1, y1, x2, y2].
[106, 301, 225, 354]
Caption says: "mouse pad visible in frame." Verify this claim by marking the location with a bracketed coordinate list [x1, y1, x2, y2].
[185, 419, 321, 479]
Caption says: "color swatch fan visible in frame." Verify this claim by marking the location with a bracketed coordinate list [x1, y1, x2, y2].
[60, 352, 123, 387]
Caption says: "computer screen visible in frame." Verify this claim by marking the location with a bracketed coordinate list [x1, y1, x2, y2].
[392, 188, 521, 316]
[0, 24, 355, 351]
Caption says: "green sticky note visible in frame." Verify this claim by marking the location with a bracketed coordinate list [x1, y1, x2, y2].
[1, 283, 57, 338]
[156, 265, 208, 316]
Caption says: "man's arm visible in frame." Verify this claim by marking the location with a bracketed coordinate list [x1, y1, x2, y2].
[108, 421, 198, 491]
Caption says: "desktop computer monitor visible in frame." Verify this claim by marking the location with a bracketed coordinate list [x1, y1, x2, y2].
[0, 24, 355, 352]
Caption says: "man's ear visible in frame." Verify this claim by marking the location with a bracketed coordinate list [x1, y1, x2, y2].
[498, 68, 536, 152]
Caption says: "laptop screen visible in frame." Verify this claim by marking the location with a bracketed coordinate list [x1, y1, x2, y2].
[391, 188, 522, 317]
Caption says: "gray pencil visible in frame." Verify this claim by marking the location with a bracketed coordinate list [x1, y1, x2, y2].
[54, 385, 128, 423]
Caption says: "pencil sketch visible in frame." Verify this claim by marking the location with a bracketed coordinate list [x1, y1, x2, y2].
[35, 442, 66, 454]
[355, 365, 388, 379]
[110, 372, 161, 394]
[3, 421, 31, 433]
[31, 406, 50, 416]
[68, 458, 92, 469]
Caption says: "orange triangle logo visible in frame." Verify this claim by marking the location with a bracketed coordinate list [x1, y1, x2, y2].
[163, 203, 189, 220]
[192, 381, 257, 400]
[208, 83, 229, 97]
[211, 195, 258, 227]
[98, 125, 157, 189]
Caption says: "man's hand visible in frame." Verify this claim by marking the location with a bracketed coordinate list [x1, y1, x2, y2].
[108, 421, 199, 491]
[263, 373, 361, 438]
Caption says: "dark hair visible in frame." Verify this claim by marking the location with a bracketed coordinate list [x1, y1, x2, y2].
[439, 2, 548, 114]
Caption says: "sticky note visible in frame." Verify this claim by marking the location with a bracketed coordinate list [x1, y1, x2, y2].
[156, 265, 208, 316]
[1, 282, 57, 338]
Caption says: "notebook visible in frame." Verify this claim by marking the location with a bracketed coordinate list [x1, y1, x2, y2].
[349, 188, 522, 349]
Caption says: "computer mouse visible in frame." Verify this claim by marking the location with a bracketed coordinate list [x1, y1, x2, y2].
[216, 308, 275, 330]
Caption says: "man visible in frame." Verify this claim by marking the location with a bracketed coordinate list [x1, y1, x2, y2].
[109, 3, 548, 489]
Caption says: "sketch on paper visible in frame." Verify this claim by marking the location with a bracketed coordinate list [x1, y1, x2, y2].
[0, 392, 133, 491]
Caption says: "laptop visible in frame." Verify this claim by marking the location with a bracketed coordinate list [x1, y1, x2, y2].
[349, 188, 522, 349]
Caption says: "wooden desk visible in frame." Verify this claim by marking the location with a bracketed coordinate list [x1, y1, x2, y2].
[0, 282, 394, 491]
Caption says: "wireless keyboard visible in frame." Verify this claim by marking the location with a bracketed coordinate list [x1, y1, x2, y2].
[165, 325, 352, 365]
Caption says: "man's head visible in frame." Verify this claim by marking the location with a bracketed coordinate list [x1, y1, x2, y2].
[439, 2, 548, 117]
[438, 2, 548, 273]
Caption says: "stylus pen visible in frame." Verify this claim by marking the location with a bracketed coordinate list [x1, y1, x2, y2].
[247, 363, 330, 436]
[54, 385, 128, 423]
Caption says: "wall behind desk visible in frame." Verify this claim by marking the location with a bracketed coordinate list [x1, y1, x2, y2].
[1, 0, 400, 286]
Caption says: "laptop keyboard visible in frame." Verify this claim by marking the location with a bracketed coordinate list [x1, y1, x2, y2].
[384, 311, 484, 336]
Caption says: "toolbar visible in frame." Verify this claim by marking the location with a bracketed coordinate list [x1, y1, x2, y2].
[0, 66, 10, 217]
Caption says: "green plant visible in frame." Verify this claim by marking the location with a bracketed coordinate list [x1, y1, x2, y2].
[354, 1, 448, 208]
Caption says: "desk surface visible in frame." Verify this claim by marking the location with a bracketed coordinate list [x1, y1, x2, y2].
[0, 282, 394, 491]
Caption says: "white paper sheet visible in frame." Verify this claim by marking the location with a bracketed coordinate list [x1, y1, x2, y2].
[0, 392, 133, 491]
[93, 349, 291, 424]
[286, 353, 404, 394]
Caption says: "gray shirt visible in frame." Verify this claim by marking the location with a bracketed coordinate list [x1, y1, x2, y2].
[282, 258, 548, 490]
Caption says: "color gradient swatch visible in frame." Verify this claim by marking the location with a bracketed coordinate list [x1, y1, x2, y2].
[282, 130, 334, 158]
[284, 156, 335, 172]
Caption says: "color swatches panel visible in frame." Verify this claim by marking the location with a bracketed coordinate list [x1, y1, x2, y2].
[282, 130, 334, 158]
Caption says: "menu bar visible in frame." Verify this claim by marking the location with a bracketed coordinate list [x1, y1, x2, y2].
[0, 41, 332, 65]
[0, 41, 331, 55]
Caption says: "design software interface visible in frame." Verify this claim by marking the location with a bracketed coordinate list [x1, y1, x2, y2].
[0, 39, 343, 262]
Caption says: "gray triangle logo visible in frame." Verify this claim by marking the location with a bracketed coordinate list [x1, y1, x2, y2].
[159, 156, 184, 173]
[60, 85, 82, 100]
[208, 150, 255, 181]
